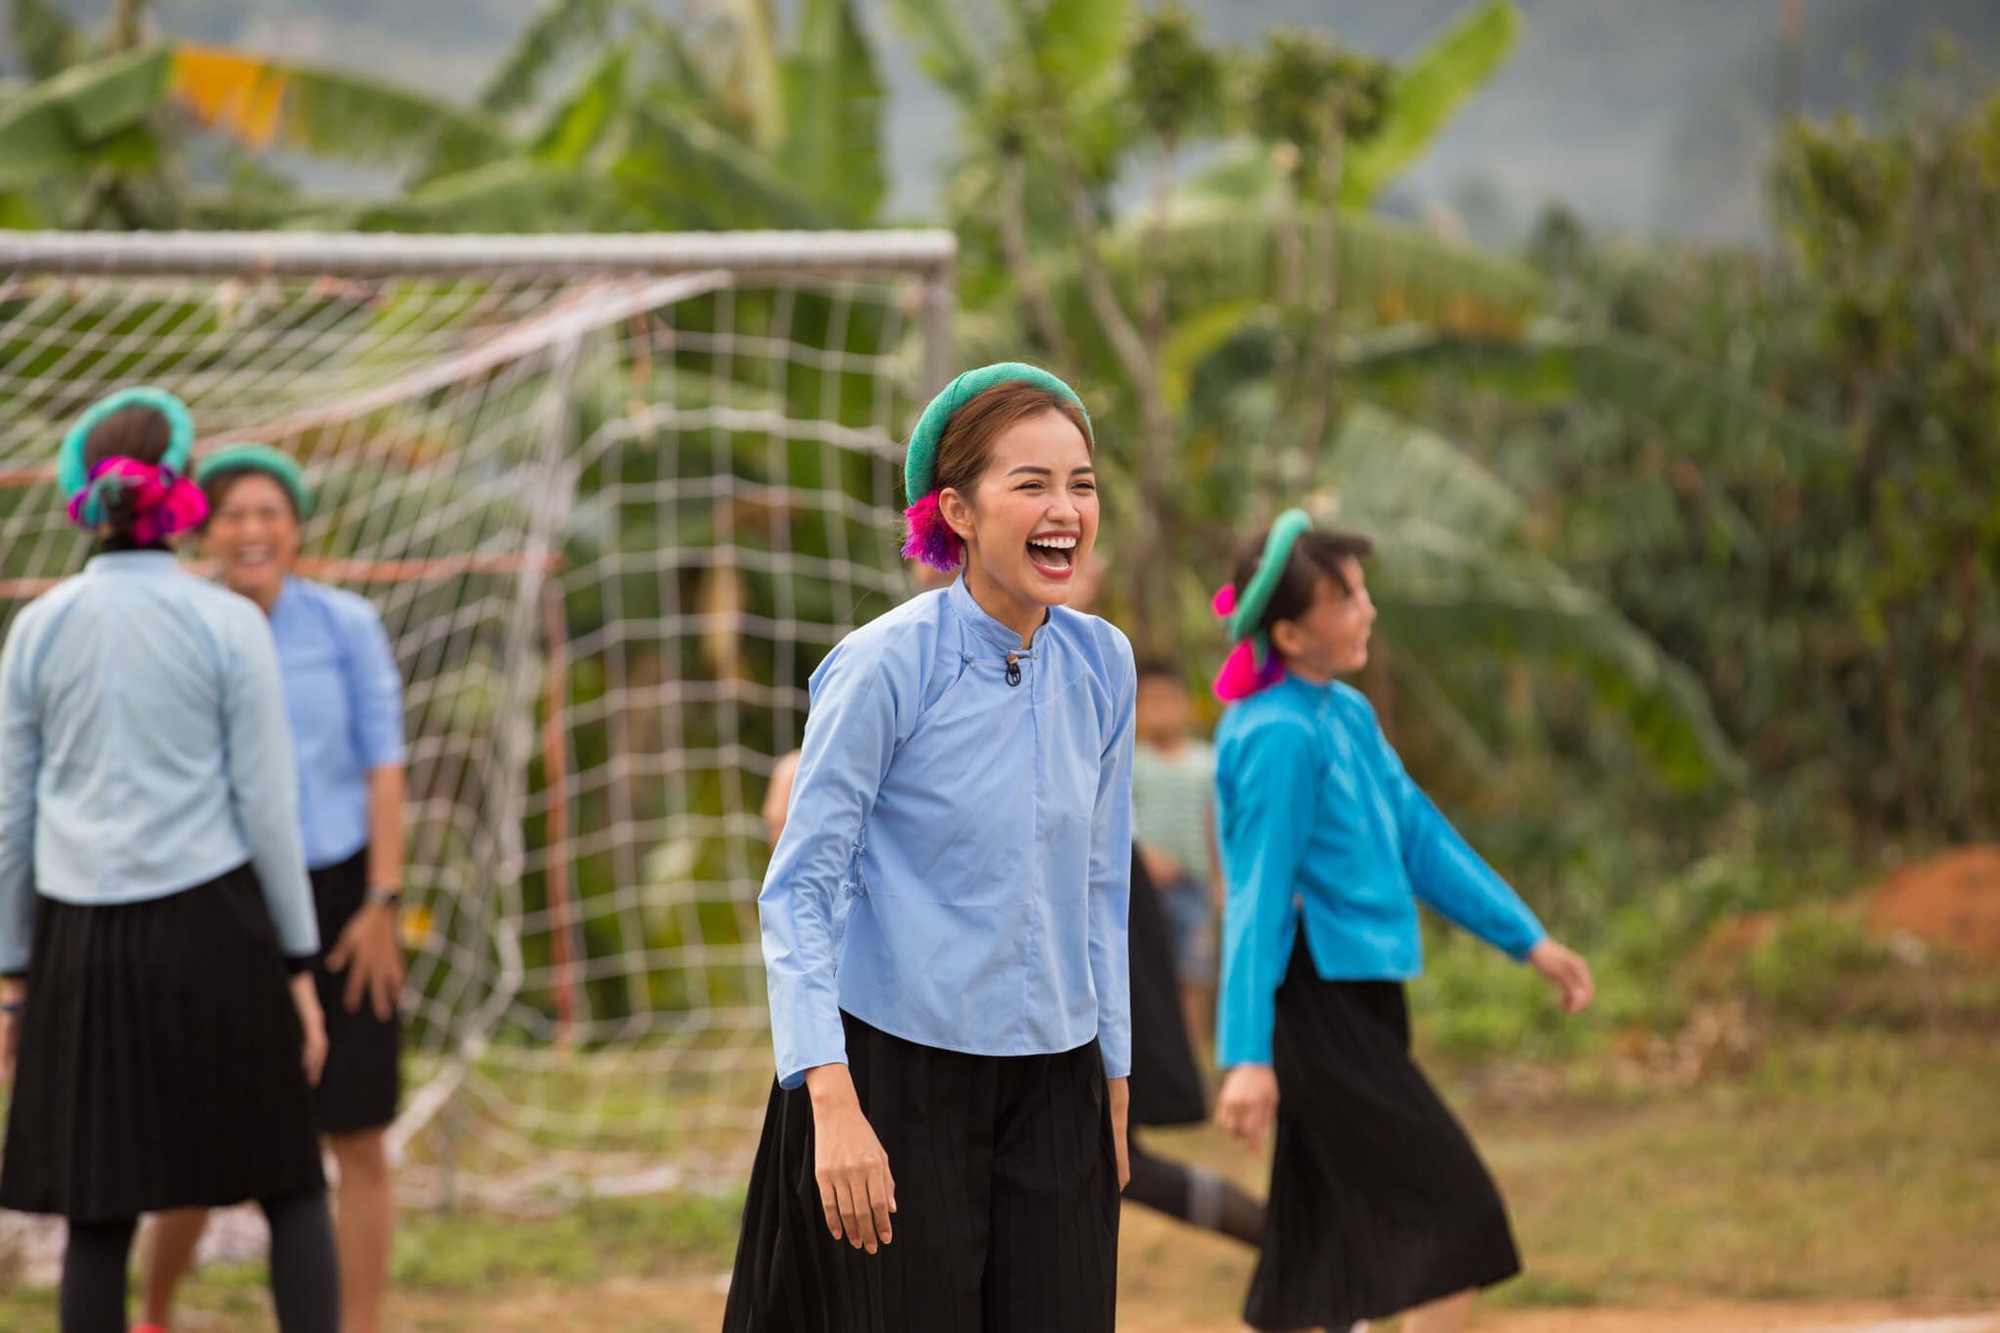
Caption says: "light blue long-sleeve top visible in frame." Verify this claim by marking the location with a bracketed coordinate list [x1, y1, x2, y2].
[0, 551, 318, 974]
[1215, 674, 1545, 1069]
[267, 577, 406, 870]
[760, 575, 1137, 1089]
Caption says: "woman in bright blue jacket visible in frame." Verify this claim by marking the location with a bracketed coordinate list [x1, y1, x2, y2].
[1209, 511, 1594, 1333]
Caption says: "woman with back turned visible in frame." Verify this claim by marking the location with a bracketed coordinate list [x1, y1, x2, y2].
[0, 388, 339, 1333]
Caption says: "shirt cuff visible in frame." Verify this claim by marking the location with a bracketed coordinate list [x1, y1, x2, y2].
[1503, 921, 1548, 962]
[775, 1008, 850, 1090]
[283, 952, 318, 975]
[778, 1056, 848, 1091]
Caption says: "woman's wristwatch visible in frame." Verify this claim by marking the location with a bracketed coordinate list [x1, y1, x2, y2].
[365, 884, 403, 910]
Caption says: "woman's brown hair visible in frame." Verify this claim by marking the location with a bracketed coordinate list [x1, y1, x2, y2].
[1229, 526, 1375, 637]
[932, 382, 1094, 503]
[81, 405, 175, 545]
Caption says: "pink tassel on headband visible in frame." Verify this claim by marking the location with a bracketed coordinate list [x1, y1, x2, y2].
[901, 492, 963, 573]
[1210, 581, 1283, 702]
[1212, 640, 1284, 702]
[66, 457, 209, 546]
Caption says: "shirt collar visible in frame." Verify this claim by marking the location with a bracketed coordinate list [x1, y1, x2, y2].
[1279, 671, 1336, 708]
[946, 574, 1047, 655]
[83, 550, 182, 576]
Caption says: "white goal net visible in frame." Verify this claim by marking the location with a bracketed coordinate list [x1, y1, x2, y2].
[0, 229, 954, 1206]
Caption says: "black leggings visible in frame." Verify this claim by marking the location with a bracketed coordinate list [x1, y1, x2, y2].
[1124, 1129, 1266, 1247]
[61, 1189, 339, 1333]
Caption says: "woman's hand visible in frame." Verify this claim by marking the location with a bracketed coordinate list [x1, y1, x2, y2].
[1139, 843, 1185, 888]
[1214, 1063, 1279, 1151]
[1528, 938, 1595, 1014]
[0, 977, 24, 1083]
[327, 900, 405, 1021]
[1107, 1076, 1131, 1192]
[805, 1064, 896, 1254]
[290, 971, 328, 1087]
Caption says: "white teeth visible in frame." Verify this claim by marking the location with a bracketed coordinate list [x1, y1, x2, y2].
[1029, 535, 1077, 550]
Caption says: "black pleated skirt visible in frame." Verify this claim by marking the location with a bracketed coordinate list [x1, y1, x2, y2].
[1126, 847, 1206, 1128]
[0, 865, 326, 1222]
[1245, 940, 1521, 1330]
[724, 1011, 1120, 1333]
[308, 847, 402, 1134]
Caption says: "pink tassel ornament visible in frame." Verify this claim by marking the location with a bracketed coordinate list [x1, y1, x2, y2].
[1210, 581, 1283, 701]
[900, 492, 963, 573]
[1212, 639, 1284, 703]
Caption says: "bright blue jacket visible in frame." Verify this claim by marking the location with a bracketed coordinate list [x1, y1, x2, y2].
[1215, 674, 1544, 1068]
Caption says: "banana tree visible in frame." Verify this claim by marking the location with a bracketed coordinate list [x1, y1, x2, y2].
[0, 0, 886, 232]
[326, 0, 885, 233]
[892, 0, 1746, 785]
[0, 10, 513, 228]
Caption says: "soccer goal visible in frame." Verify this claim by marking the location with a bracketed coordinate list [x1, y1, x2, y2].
[0, 229, 955, 1207]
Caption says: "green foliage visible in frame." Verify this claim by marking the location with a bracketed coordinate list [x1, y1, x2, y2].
[1244, 27, 1392, 185]
[263, 59, 516, 179]
[776, 0, 886, 224]
[1742, 909, 1895, 1026]
[1342, 1, 1522, 205]
[526, 44, 630, 164]
[1483, 77, 2000, 840]
[10, 0, 82, 81]
[0, 43, 167, 189]
[1031, 0, 1131, 94]
[0, 0, 888, 233]
[475, 0, 622, 116]
[881, 0, 989, 101]
[1126, 3, 1223, 148]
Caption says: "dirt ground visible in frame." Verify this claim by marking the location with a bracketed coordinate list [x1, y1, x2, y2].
[1866, 844, 2000, 961]
[178, 1183, 1995, 1332]
[367, 1277, 2000, 1333]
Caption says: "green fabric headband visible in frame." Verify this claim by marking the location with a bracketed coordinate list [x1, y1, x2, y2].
[58, 386, 195, 498]
[903, 361, 1092, 503]
[194, 443, 315, 520]
[1225, 508, 1312, 643]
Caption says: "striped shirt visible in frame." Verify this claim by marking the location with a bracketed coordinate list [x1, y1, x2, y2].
[1132, 740, 1216, 884]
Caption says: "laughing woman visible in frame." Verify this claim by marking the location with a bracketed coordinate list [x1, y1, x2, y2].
[724, 364, 1136, 1333]
[142, 444, 408, 1333]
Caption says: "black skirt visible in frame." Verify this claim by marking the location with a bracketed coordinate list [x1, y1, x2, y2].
[1246, 940, 1522, 1330]
[309, 847, 403, 1134]
[1126, 847, 1206, 1128]
[0, 864, 326, 1222]
[724, 1011, 1120, 1333]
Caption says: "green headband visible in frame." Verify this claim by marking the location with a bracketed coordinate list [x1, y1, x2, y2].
[194, 443, 315, 520]
[1225, 508, 1312, 643]
[58, 386, 195, 498]
[903, 361, 1092, 503]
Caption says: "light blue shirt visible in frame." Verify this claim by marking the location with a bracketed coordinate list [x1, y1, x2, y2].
[0, 551, 318, 973]
[760, 576, 1137, 1089]
[267, 577, 406, 869]
[1215, 674, 1545, 1068]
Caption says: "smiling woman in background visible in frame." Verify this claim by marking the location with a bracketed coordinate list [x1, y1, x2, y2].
[141, 444, 409, 1333]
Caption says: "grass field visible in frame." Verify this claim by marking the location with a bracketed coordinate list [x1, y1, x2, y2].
[6, 1027, 1994, 1331]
